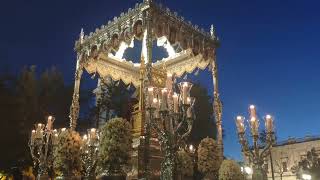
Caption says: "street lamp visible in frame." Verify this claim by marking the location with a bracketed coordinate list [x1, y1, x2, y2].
[302, 174, 312, 180]
[235, 105, 275, 180]
[145, 79, 195, 180]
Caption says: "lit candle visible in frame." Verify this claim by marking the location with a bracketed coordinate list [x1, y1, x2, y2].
[52, 129, 59, 145]
[178, 82, 193, 105]
[265, 115, 274, 133]
[249, 105, 257, 119]
[46, 115, 54, 131]
[82, 134, 88, 145]
[61, 128, 66, 132]
[161, 88, 168, 111]
[173, 93, 179, 113]
[148, 87, 154, 108]
[236, 116, 245, 133]
[250, 117, 259, 136]
[90, 128, 97, 140]
[166, 73, 173, 90]
[31, 130, 36, 145]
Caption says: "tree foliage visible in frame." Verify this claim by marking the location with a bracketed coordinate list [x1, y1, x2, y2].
[197, 137, 220, 179]
[218, 160, 244, 180]
[175, 149, 193, 177]
[0, 66, 81, 171]
[53, 130, 82, 177]
[97, 118, 132, 174]
[292, 147, 320, 179]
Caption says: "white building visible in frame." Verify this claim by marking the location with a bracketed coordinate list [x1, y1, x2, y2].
[244, 136, 320, 180]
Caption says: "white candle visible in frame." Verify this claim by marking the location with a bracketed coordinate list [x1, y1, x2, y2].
[148, 87, 154, 107]
[31, 130, 36, 144]
[265, 115, 273, 133]
[249, 105, 257, 119]
[161, 88, 168, 111]
[173, 93, 179, 113]
[250, 117, 259, 135]
[236, 116, 245, 133]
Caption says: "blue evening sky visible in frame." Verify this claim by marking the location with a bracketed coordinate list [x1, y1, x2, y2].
[1, 0, 320, 160]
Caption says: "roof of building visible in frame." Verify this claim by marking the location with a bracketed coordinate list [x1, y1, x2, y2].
[274, 135, 320, 147]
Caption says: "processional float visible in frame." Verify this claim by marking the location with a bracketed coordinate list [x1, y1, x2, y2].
[69, 0, 223, 178]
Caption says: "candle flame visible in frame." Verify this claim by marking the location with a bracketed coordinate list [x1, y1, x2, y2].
[148, 87, 154, 92]
[249, 105, 255, 109]
[90, 128, 96, 133]
[32, 130, 36, 133]
[266, 114, 272, 119]
[48, 115, 53, 120]
[61, 128, 66, 132]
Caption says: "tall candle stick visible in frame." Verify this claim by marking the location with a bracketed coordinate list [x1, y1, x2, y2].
[161, 88, 168, 111]
[173, 93, 179, 113]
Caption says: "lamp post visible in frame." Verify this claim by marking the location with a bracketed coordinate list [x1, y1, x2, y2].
[29, 116, 57, 180]
[146, 79, 195, 180]
[80, 128, 99, 180]
[235, 105, 275, 180]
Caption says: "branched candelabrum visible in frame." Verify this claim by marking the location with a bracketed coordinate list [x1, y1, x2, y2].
[29, 116, 59, 180]
[146, 80, 195, 180]
[81, 128, 99, 180]
[235, 105, 275, 180]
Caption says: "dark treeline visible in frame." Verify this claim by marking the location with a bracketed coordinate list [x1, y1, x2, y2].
[0, 66, 76, 171]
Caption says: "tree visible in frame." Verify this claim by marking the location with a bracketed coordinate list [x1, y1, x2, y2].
[97, 118, 132, 176]
[189, 84, 217, 143]
[175, 149, 193, 178]
[53, 130, 82, 178]
[219, 160, 244, 180]
[292, 148, 320, 179]
[197, 138, 220, 179]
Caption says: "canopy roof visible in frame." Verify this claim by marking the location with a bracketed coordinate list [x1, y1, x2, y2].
[75, 0, 219, 86]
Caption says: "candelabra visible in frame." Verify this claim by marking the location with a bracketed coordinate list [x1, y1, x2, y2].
[146, 80, 195, 180]
[235, 105, 275, 180]
[29, 116, 58, 180]
[80, 128, 99, 180]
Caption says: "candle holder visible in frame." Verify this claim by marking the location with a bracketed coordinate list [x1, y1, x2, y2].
[29, 116, 57, 180]
[235, 105, 275, 180]
[146, 81, 196, 180]
[81, 128, 99, 179]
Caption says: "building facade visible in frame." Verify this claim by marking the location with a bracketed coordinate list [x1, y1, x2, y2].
[244, 136, 320, 180]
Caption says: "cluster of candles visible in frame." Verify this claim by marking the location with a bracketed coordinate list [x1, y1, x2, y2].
[147, 74, 195, 119]
[82, 128, 99, 147]
[235, 105, 274, 136]
[30, 116, 67, 146]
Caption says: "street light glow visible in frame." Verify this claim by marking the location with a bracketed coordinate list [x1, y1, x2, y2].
[302, 174, 312, 180]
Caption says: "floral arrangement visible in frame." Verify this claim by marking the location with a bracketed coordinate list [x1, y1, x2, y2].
[197, 137, 220, 178]
[219, 160, 244, 180]
[97, 118, 132, 175]
[175, 149, 194, 176]
[53, 129, 82, 177]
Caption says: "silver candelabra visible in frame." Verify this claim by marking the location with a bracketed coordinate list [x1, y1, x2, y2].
[29, 116, 59, 180]
[235, 105, 275, 180]
[146, 80, 195, 180]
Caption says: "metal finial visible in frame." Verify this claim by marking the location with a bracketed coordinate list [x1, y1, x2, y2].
[80, 28, 84, 44]
[210, 25, 216, 39]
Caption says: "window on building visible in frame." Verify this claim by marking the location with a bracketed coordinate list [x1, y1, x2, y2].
[282, 162, 287, 172]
